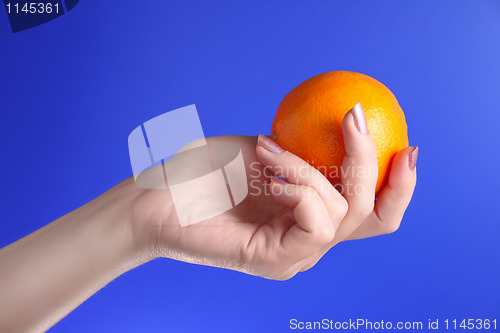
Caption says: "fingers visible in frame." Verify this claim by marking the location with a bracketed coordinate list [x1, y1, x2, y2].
[267, 178, 339, 263]
[333, 103, 378, 241]
[345, 146, 418, 240]
[255, 135, 348, 276]
[256, 135, 347, 223]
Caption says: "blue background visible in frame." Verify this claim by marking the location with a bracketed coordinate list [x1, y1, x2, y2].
[1, 1, 499, 332]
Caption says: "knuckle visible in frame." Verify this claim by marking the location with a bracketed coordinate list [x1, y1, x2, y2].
[335, 199, 349, 218]
[316, 227, 335, 244]
[293, 160, 311, 178]
[385, 221, 401, 234]
[352, 143, 375, 159]
[356, 143, 378, 162]
[367, 140, 378, 155]
[359, 203, 374, 217]
[283, 153, 315, 179]
[300, 186, 320, 200]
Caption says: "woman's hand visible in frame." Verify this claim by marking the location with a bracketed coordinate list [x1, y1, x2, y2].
[128, 104, 418, 280]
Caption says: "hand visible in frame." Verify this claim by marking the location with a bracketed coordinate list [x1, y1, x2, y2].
[127, 105, 418, 280]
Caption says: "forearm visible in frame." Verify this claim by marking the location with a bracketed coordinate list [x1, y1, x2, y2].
[0, 183, 148, 332]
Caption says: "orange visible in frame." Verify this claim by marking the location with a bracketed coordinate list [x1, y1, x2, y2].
[271, 71, 409, 194]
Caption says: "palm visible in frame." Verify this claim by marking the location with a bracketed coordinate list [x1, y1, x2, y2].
[136, 136, 297, 278]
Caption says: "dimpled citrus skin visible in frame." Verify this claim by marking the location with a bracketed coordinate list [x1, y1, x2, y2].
[271, 71, 409, 194]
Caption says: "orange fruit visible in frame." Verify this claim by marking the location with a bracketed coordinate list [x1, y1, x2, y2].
[271, 71, 409, 194]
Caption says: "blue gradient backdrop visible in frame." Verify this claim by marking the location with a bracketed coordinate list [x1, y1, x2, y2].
[1, 1, 499, 332]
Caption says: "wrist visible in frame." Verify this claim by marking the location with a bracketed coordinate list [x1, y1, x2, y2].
[90, 179, 153, 266]
[105, 177, 176, 262]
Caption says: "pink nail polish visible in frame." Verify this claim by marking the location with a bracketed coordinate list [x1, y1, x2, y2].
[257, 134, 284, 154]
[409, 147, 418, 171]
[351, 102, 368, 134]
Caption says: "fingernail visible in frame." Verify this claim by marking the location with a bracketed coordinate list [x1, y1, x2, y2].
[351, 102, 368, 134]
[270, 176, 287, 184]
[258, 134, 284, 154]
[409, 147, 418, 171]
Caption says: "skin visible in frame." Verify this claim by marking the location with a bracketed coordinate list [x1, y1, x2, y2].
[0, 108, 417, 332]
